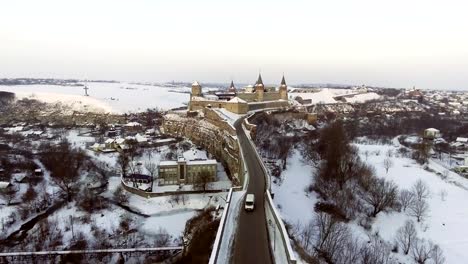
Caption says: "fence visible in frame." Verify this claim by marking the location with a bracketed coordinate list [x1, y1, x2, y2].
[243, 117, 297, 264]
[208, 188, 234, 264]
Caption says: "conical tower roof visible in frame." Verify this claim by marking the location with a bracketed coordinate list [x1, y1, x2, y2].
[281, 75, 286, 86]
[255, 73, 264, 86]
[229, 80, 236, 92]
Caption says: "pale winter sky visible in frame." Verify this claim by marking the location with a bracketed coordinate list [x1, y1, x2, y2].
[1, 0, 467, 89]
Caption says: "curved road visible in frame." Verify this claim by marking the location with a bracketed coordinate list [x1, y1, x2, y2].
[232, 118, 272, 264]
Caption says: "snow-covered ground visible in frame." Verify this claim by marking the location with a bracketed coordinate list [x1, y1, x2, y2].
[356, 142, 468, 264]
[272, 150, 317, 226]
[345, 92, 380, 103]
[0, 82, 192, 113]
[290, 88, 339, 104]
[106, 176, 228, 239]
[290, 88, 380, 105]
[269, 138, 468, 263]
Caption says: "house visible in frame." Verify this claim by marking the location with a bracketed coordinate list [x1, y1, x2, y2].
[34, 169, 43, 176]
[158, 157, 217, 186]
[104, 138, 117, 149]
[154, 138, 177, 147]
[0, 181, 11, 189]
[145, 129, 157, 136]
[123, 173, 152, 191]
[107, 129, 118, 138]
[124, 122, 142, 132]
[423, 128, 441, 139]
[134, 134, 148, 146]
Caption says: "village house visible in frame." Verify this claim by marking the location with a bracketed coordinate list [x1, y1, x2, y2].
[123, 122, 143, 132]
[158, 157, 217, 185]
[423, 128, 441, 139]
[123, 173, 153, 191]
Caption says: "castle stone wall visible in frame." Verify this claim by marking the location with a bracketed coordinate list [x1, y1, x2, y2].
[162, 114, 244, 186]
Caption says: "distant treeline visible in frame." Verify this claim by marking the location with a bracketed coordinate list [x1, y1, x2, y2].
[0, 78, 118, 86]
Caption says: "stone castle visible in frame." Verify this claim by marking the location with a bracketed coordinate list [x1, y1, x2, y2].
[188, 74, 289, 114]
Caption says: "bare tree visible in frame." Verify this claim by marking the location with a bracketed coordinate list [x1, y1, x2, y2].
[40, 140, 87, 202]
[386, 149, 393, 158]
[298, 220, 315, 252]
[144, 160, 158, 178]
[362, 178, 398, 217]
[154, 227, 172, 247]
[171, 191, 186, 206]
[399, 189, 415, 211]
[396, 220, 418, 255]
[90, 160, 112, 185]
[194, 170, 212, 192]
[117, 151, 129, 178]
[412, 238, 432, 264]
[113, 185, 129, 205]
[412, 180, 430, 202]
[409, 180, 430, 222]
[358, 235, 392, 264]
[383, 157, 393, 174]
[409, 198, 429, 223]
[313, 212, 351, 262]
[431, 244, 445, 264]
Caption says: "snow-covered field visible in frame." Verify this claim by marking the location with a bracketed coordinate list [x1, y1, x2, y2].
[272, 138, 468, 263]
[0, 82, 192, 113]
[357, 142, 468, 264]
[272, 150, 317, 226]
[290, 88, 380, 105]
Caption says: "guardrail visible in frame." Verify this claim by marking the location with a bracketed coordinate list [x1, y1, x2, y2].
[243, 116, 297, 264]
[0, 247, 184, 257]
[208, 188, 234, 264]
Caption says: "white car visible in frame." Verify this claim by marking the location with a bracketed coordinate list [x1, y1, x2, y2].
[244, 194, 255, 211]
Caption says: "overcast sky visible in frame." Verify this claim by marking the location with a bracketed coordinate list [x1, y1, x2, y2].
[1, 0, 467, 89]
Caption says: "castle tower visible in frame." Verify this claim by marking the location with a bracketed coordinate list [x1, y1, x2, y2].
[254, 73, 264, 102]
[279, 75, 288, 100]
[228, 80, 237, 93]
[191, 81, 202, 97]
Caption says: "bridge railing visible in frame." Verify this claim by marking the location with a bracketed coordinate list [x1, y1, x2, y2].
[208, 188, 234, 264]
[0, 247, 184, 257]
[243, 117, 297, 264]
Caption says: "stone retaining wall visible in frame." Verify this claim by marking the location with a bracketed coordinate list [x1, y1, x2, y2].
[162, 113, 245, 186]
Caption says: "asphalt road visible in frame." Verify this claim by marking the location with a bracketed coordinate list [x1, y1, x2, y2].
[231, 118, 272, 264]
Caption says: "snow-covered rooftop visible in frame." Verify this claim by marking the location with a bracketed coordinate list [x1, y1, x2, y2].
[229, 97, 246, 103]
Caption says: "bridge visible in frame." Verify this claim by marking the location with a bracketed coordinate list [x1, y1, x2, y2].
[209, 113, 297, 264]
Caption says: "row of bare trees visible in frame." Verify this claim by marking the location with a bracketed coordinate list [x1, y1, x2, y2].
[301, 121, 441, 263]
[295, 212, 393, 264]
[396, 220, 445, 264]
